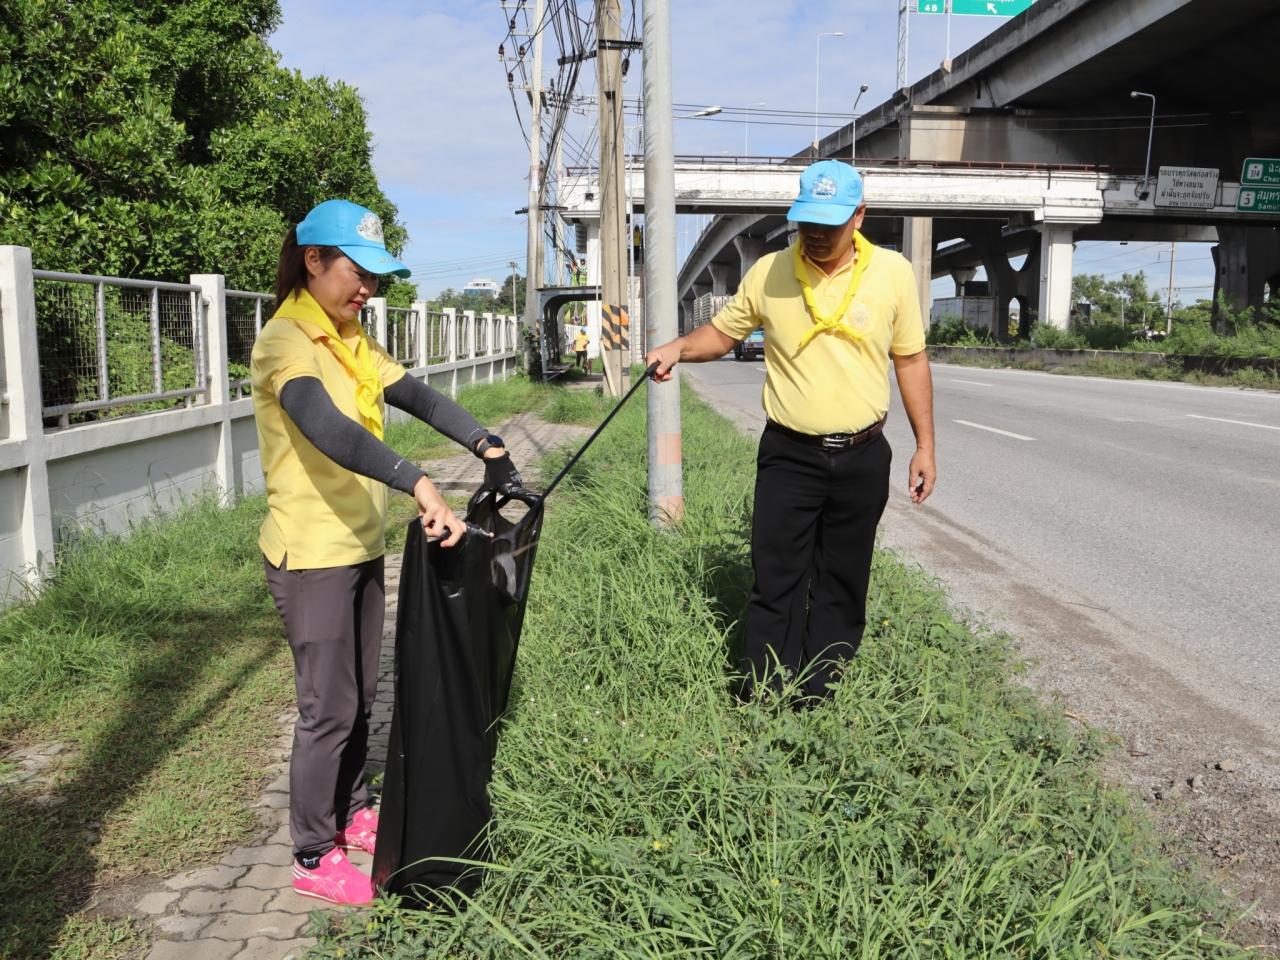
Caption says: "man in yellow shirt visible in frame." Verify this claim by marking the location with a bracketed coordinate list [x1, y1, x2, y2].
[645, 160, 936, 700]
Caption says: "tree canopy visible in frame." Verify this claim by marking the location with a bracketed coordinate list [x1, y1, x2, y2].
[0, 0, 412, 298]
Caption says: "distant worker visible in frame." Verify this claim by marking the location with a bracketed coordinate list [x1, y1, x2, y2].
[573, 326, 592, 374]
[644, 160, 936, 701]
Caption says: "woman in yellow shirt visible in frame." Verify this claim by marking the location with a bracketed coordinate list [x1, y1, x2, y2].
[250, 200, 522, 905]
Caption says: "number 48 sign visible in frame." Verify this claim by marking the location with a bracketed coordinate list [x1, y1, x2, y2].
[918, 0, 1035, 14]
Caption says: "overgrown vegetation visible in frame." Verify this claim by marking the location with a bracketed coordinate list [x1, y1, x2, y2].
[0, 496, 293, 959]
[308, 387, 1258, 959]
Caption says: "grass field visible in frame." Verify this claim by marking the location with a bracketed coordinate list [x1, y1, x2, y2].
[306, 386, 1257, 959]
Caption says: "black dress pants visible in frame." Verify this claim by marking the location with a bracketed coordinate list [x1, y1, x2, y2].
[740, 423, 892, 699]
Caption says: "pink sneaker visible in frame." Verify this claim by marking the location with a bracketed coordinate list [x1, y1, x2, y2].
[336, 806, 378, 855]
[291, 848, 374, 905]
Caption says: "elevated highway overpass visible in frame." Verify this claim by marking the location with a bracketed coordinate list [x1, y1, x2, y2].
[561, 158, 1278, 337]
[557, 0, 1280, 341]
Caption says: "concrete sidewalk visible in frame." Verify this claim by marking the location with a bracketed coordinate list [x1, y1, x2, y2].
[136, 411, 590, 960]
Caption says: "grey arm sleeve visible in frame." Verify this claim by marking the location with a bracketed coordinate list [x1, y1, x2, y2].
[384, 375, 487, 452]
[278, 377, 426, 496]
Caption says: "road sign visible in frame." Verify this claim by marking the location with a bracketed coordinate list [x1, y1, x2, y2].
[950, 0, 1034, 15]
[918, 1, 945, 11]
[1241, 158, 1280, 187]
[1236, 187, 1280, 214]
[1154, 166, 1219, 209]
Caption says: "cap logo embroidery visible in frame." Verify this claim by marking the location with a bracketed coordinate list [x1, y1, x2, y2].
[356, 212, 384, 243]
[811, 175, 838, 200]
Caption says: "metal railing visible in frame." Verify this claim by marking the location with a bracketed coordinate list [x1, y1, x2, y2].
[386, 306, 419, 366]
[33, 270, 208, 426]
[226, 290, 273, 396]
[423, 311, 450, 364]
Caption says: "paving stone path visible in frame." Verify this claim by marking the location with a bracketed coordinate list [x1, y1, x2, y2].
[135, 410, 590, 960]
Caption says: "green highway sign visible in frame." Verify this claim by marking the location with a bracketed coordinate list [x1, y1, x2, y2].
[1236, 187, 1280, 214]
[1241, 158, 1280, 187]
[951, 0, 1035, 15]
[918, 1, 945, 11]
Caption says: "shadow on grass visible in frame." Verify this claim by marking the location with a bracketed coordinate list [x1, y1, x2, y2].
[0, 598, 280, 959]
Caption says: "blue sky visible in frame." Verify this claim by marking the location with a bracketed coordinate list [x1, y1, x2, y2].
[271, 0, 1216, 306]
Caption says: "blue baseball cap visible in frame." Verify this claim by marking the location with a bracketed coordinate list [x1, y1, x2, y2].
[296, 200, 411, 278]
[787, 160, 864, 226]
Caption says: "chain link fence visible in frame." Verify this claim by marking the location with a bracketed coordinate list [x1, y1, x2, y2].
[33, 271, 207, 427]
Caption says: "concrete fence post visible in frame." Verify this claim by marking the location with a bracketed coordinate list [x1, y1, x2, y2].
[192, 274, 235, 501]
[463, 310, 478, 387]
[0, 246, 55, 589]
[369, 297, 388, 349]
[412, 299, 429, 371]
[443, 307, 458, 396]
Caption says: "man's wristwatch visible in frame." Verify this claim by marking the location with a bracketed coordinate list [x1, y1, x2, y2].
[474, 433, 505, 456]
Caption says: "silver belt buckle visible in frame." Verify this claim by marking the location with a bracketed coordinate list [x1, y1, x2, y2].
[822, 433, 852, 450]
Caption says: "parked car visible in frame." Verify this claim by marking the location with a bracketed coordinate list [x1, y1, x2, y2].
[734, 327, 765, 361]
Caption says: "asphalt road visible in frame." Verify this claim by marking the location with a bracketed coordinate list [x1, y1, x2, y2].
[682, 359, 1280, 744]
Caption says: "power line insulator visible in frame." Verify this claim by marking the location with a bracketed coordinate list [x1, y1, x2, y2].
[518, 44, 526, 57]
[498, 43, 505, 57]
[507, 72, 515, 84]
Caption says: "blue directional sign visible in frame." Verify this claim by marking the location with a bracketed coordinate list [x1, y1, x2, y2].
[951, 0, 1035, 15]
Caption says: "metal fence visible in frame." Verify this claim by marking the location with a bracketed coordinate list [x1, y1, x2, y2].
[386, 306, 419, 365]
[28, 271, 517, 426]
[423, 310, 450, 364]
[225, 290, 273, 396]
[32, 271, 208, 426]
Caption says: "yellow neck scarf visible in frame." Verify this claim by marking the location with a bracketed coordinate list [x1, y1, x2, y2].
[272, 289, 385, 439]
[793, 232, 874, 352]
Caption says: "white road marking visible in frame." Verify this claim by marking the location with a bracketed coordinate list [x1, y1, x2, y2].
[950, 379, 995, 387]
[1186, 414, 1280, 432]
[953, 419, 1035, 441]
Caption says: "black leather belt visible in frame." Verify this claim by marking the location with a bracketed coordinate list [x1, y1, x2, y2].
[766, 417, 886, 450]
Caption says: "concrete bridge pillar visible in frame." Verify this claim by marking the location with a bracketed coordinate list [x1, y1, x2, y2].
[950, 268, 976, 297]
[1037, 226, 1075, 331]
[1212, 225, 1280, 320]
[680, 296, 696, 336]
[693, 281, 711, 300]
[957, 220, 1041, 341]
[708, 262, 736, 296]
[733, 235, 765, 278]
[903, 217, 934, 328]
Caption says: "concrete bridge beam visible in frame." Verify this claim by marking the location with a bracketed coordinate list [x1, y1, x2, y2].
[1038, 226, 1075, 331]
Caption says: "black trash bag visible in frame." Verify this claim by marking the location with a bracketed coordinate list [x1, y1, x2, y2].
[372, 487, 544, 906]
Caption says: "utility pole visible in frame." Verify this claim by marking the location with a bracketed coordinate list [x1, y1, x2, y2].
[597, 0, 629, 397]
[1165, 240, 1177, 335]
[508, 259, 519, 315]
[642, 0, 684, 526]
[522, 0, 546, 372]
[897, 0, 909, 91]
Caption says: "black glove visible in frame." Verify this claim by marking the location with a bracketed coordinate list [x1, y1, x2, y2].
[482, 452, 524, 495]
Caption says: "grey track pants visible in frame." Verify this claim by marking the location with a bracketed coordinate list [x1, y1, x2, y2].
[264, 554, 384, 856]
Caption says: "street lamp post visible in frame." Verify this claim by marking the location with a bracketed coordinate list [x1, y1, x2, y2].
[813, 31, 844, 156]
[744, 101, 766, 157]
[1130, 90, 1156, 200]
[851, 83, 869, 162]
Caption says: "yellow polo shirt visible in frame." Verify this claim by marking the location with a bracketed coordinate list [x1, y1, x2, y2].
[711, 238, 925, 435]
[250, 291, 407, 569]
